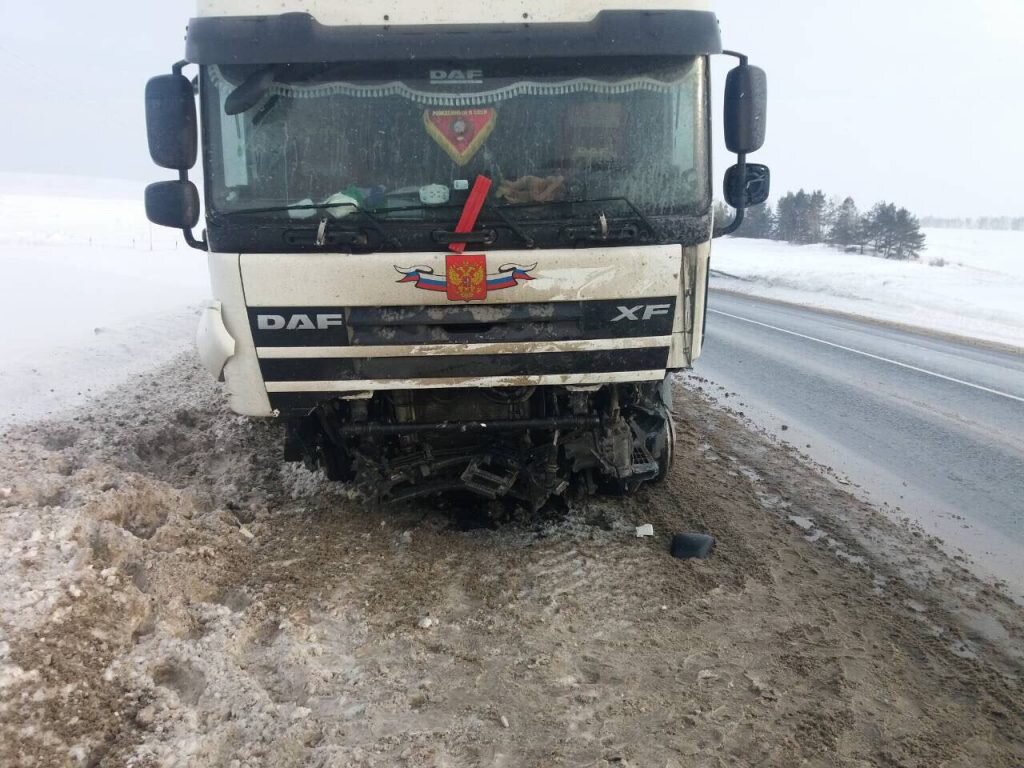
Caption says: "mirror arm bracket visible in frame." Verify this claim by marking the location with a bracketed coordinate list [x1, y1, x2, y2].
[179, 168, 208, 251]
[178, 168, 207, 252]
[714, 49, 752, 239]
[722, 50, 749, 66]
[171, 61, 208, 252]
[714, 150, 747, 238]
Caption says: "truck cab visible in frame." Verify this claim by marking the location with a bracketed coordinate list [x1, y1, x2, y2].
[144, 0, 768, 509]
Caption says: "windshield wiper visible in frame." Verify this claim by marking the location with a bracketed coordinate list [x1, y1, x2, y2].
[483, 204, 536, 248]
[357, 201, 537, 250]
[429, 208, 536, 249]
[495, 195, 655, 234]
[496, 197, 658, 243]
[218, 201, 402, 248]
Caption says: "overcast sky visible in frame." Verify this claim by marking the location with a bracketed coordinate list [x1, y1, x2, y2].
[0, 0, 1021, 217]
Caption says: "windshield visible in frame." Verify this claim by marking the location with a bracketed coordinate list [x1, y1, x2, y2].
[201, 59, 709, 250]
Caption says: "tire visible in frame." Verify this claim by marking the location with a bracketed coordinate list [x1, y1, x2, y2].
[650, 406, 676, 484]
[670, 533, 716, 560]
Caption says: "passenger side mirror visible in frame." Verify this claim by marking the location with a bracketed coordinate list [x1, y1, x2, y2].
[145, 74, 198, 170]
[724, 63, 767, 155]
[145, 180, 201, 229]
[724, 163, 771, 209]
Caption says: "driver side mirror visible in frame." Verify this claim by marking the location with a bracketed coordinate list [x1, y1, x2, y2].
[724, 164, 771, 209]
[724, 63, 767, 155]
[145, 74, 197, 170]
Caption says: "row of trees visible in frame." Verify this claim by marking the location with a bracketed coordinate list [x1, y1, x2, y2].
[718, 190, 927, 260]
[921, 216, 1024, 231]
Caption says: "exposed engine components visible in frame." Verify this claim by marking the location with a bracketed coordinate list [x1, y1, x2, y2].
[286, 380, 676, 511]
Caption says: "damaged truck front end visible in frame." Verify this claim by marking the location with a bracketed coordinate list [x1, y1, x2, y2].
[143, 1, 768, 511]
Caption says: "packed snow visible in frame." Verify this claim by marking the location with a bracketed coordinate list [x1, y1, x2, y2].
[0, 174, 209, 424]
[3, 355, 1023, 766]
[711, 230, 1024, 349]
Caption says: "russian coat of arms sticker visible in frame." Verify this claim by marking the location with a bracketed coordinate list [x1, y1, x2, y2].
[395, 257, 536, 302]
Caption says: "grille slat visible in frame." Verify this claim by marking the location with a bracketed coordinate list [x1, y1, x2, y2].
[259, 348, 670, 382]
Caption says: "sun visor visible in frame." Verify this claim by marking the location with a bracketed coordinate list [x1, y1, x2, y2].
[186, 10, 723, 65]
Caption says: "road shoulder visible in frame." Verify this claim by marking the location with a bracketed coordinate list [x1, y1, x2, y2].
[711, 283, 1024, 356]
[0, 356, 1020, 765]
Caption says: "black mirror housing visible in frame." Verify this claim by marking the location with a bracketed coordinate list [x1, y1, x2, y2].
[724, 64, 767, 155]
[146, 74, 198, 170]
[724, 163, 771, 209]
[145, 181, 201, 229]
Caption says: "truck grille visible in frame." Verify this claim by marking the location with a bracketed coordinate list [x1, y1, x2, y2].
[247, 298, 677, 413]
[249, 298, 676, 348]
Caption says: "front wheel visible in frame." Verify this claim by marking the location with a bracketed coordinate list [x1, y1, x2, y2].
[649, 405, 676, 484]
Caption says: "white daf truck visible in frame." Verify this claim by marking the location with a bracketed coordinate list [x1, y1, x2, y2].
[144, 0, 769, 509]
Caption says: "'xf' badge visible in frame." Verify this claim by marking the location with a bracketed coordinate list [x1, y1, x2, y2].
[612, 304, 672, 322]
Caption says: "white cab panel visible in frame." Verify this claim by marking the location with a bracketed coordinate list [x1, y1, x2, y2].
[196, 0, 710, 25]
[240, 245, 683, 309]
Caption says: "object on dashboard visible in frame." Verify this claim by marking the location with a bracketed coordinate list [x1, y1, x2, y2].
[322, 191, 361, 218]
[287, 199, 317, 219]
[496, 175, 566, 205]
[419, 184, 451, 206]
[564, 103, 627, 165]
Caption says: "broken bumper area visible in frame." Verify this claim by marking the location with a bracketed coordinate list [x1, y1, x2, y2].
[285, 383, 674, 511]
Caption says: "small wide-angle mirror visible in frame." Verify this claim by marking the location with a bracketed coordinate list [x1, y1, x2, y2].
[145, 74, 198, 170]
[145, 180, 201, 229]
[724, 163, 771, 209]
[724, 64, 767, 155]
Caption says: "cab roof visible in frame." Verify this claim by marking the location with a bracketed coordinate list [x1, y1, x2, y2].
[195, 0, 712, 26]
[186, 4, 722, 65]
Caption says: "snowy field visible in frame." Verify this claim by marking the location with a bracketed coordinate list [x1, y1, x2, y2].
[711, 230, 1024, 349]
[0, 174, 209, 424]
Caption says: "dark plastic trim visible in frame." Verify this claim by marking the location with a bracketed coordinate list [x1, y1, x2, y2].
[145, 74, 197, 170]
[144, 180, 201, 230]
[185, 10, 722, 64]
[333, 416, 602, 437]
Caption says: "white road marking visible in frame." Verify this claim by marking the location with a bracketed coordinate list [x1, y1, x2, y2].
[709, 309, 1024, 405]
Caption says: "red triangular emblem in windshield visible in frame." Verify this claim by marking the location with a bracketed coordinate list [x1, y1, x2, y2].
[423, 108, 497, 166]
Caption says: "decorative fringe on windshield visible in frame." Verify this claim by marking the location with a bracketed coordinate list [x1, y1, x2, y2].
[208, 66, 684, 106]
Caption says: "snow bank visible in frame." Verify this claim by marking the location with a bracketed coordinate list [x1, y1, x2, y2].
[711, 230, 1024, 349]
[0, 174, 210, 424]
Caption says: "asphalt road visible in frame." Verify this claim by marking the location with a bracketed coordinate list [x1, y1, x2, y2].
[696, 290, 1024, 592]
